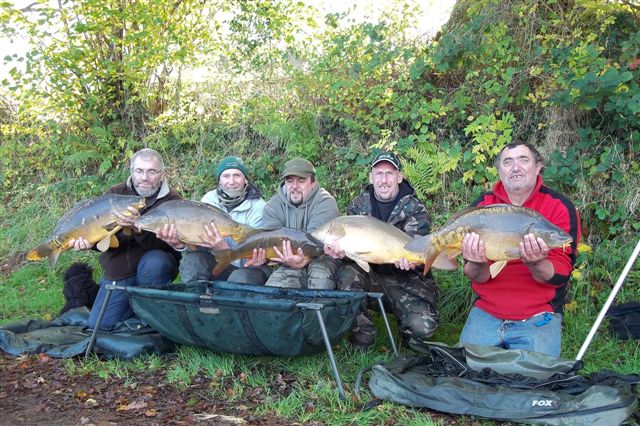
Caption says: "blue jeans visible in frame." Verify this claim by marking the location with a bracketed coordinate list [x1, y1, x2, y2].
[88, 250, 179, 330]
[460, 306, 562, 357]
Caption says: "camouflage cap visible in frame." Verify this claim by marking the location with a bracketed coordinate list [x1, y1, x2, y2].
[282, 158, 316, 178]
[371, 152, 402, 170]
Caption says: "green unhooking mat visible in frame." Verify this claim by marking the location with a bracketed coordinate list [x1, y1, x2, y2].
[127, 281, 366, 356]
[358, 342, 639, 425]
[0, 307, 174, 359]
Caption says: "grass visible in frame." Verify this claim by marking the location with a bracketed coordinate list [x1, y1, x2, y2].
[2, 189, 640, 425]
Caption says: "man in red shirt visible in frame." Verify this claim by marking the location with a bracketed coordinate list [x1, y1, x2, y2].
[460, 142, 581, 356]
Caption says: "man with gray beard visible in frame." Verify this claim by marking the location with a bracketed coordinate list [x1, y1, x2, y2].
[69, 148, 182, 329]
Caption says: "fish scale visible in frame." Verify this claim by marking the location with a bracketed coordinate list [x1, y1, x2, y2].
[27, 194, 146, 267]
[404, 204, 573, 278]
[134, 199, 258, 247]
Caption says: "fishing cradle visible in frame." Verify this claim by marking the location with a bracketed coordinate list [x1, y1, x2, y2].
[86, 281, 398, 399]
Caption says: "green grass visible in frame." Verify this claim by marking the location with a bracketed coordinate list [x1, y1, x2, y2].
[2, 189, 640, 425]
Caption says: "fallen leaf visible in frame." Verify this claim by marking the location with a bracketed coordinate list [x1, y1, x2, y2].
[144, 409, 157, 417]
[85, 398, 98, 407]
[192, 414, 247, 424]
[116, 400, 147, 411]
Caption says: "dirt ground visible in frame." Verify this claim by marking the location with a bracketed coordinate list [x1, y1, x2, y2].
[0, 353, 306, 426]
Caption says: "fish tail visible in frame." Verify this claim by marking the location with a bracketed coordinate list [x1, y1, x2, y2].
[404, 234, 433, 255]
[212, 249, 233, 276]
[27, 243, 53, 262]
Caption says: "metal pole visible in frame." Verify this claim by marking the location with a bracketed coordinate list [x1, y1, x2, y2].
[84, 282, 116, 358]
[576, 238, 640, 361]
[314, 308, 346, 399]
[370, 292, 398, 357]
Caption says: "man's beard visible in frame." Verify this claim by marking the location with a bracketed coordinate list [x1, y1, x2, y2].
[287, 191, 304, 207]
[134, 180, 161, 197]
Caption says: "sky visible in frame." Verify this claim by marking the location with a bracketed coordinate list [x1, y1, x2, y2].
[0, 0, 456, 82]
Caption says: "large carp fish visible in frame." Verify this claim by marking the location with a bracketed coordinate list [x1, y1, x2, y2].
[404, 204, 573, 278]
[212, 228, 324, 275]
[310, 215, 458, 273]
[134, 199, 258, 247]
[27, 194, 146, 267]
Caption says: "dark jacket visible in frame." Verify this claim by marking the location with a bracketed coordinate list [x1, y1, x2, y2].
[99, 178, 182, 280]
[348, 180, 433, 276]
[348, 180, 431, 237]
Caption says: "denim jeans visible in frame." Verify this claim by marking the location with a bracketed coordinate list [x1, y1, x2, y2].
[88, 250, 179, 330]
[460, 306, 562, 357]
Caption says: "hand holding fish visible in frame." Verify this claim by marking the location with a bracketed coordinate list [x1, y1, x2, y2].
[244, 248, 268, 267]
[69, 237, 93, 251]
[462, 233, 488, 263]
[272, 240, 309, 269]
[114, 206, 140, 228]
[198, 223, 230, 250]
[394, 257, 417, 271]
[156, 223, 186, 251]
[520, 233, 554, 282]
[520, 233, 549, 263]
[462, 233, 491, 283]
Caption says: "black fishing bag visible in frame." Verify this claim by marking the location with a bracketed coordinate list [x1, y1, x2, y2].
[358, 342, 638, 425]
[607, 301, 640, 340]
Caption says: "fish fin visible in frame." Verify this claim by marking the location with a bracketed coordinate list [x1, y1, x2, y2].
[352, 258, 370, 273]
[96, 235, 111, 252]
[431, 252, 458, 271]
[121, 227, 133, 236]
[212, 249, 233, 276]
[443, 206, 478, 225]
[102, 220, 118, 232]
[109, 235, 119, 248]
[48, 251, 61, 267]
[489, 260, 508, 278]
[330, 222, 347, 239]
[421, 250, 440, 275]
[404, 234, 432, 254]
[235, 225, 262, 244]
[443, 248, 461, 258]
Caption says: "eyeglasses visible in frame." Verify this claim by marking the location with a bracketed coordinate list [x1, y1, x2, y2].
[372, 171, 398, 179]
[132, 168, 161, 177]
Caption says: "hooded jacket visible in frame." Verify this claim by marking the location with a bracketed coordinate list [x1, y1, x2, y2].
[262, 181, 339, 232]
[99, 177, 182, 281]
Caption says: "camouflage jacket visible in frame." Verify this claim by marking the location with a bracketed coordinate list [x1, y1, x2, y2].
[347, 180, 431, 237]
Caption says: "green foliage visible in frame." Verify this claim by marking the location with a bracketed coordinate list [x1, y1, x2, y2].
[2, 2, 640, 422]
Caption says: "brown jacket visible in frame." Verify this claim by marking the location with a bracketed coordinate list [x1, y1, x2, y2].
[99, 178, 182, 280]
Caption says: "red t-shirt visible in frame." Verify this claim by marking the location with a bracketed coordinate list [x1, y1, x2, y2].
[470, 176, 581, 320]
